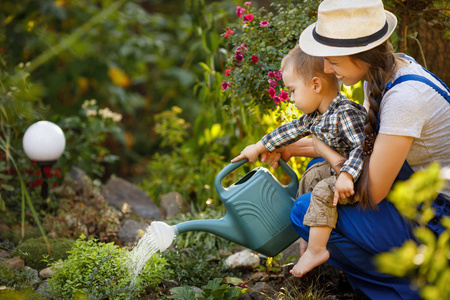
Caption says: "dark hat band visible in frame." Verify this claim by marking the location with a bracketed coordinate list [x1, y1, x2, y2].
[312, 21, 389, 48]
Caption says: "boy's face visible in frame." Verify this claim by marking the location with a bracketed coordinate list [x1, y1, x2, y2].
[283, 67, 320, 114]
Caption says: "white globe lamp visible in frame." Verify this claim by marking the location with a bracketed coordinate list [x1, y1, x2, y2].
[23, 121, 66, 199]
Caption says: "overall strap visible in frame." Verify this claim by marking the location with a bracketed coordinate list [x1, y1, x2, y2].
[385, 55, 450, 104]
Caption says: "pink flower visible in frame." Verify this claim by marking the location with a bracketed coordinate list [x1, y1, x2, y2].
[268, 71, 276, 78]
[237, 44, 247, 51]
[275, 70, 282, 80]
[225, 69, 232, 76]
[236, 6, 246, 18]
[243, 14, 254, 23]
[244, 2, 251, 6]
[273, 95, 281, 104]
[224, 27, 234, 37]
[222, 81, 231, 90]
[235, 54, 244, 62]
[251, 55, 259, 63]
[268, 87, 276, 98]
[260, 20, 269, 27]
[269, 79, 278, 87]
[279, 90, 289, 102]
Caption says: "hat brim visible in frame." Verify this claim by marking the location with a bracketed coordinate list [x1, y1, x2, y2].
[299, 11, 397, 57]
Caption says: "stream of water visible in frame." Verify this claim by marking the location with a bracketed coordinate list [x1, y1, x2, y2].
[128, 229, 162, 286]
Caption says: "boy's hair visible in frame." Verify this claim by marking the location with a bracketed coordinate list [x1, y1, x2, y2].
[281, 45, 339, 90]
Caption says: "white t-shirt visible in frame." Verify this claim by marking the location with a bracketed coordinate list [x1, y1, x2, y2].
[364, 53, 450, 199]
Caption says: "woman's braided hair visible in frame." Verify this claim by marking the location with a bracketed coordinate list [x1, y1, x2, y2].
[352, 41, 397, 209]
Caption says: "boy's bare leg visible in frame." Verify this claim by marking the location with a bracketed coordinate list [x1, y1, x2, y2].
[290, 226, 332, 277]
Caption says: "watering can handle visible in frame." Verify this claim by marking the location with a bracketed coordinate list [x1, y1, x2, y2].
[214, 158, 299, 198]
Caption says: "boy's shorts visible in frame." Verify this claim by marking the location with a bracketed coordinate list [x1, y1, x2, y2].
[299, 160, 357, 228]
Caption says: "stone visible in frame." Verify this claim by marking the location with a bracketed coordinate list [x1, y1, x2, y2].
[39, 266, 55, 279]
[4, 256, 25, 270]
[66, 167, 93, 193]
[160, 192, 191, 219]
[224, 250, 260, 269]
[24, 266, 40, 285]
[238, 282, 276, 300]
[117, 219, 149, 246]
[0, 249, 10, 258]
[36, 280, 52, 298]
[102, 177, 160, 219]
[281, 239, 301, 263]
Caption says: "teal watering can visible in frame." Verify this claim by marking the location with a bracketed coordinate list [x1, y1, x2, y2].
[150, 158, 300, 257]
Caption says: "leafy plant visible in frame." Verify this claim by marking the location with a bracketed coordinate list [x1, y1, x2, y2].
[47, 234, 172, 300]
[169, 277, 248, 300]
[376, 163, 450, 300]
[162, 243, 241, 288]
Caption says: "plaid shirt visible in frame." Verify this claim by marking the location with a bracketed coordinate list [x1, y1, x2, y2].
[261, 93, 366, 181]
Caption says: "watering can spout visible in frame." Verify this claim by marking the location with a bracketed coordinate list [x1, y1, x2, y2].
[175, 217, 246, 246]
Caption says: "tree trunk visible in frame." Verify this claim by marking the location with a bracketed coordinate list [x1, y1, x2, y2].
[406, 19, 450, 85]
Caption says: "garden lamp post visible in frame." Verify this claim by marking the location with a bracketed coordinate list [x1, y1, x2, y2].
[23, 121, 66, 199]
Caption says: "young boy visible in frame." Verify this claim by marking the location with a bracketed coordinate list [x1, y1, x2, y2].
[231, 45, 366, 277]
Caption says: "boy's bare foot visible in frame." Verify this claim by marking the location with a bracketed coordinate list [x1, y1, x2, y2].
[290, 247, 330, 277]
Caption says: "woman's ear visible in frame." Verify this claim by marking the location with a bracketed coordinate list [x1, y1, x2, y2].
[311, 77, 322, 93]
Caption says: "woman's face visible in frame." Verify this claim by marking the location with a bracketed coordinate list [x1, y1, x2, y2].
[324, 56, 368, 86]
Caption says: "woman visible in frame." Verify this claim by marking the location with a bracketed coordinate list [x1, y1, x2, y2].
[261, 0, 450, 298]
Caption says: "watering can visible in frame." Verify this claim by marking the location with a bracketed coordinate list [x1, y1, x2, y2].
[150, 158, 300, 257]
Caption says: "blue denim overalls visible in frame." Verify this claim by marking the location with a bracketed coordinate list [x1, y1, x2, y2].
[290, 57, 450, 299]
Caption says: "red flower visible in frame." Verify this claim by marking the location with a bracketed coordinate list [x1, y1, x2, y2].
[268, 87, 276, 98]
[236, 6, 246, 18]
[251, 55, 259, 63]
[269, 79, 278, 87]
[55, 169, 62, 178]
[224, 27, 234, 37]
[275, 70, 283, 80]
[260, 20, 269, 27]
[243, 14, 254, 23]
[268, 71, 276, 78]
[279, 90, 290, 102]
[225, 69, 232, 76]
[222, 81, 231, 90]
[273, 96, 281, 104]
[234, 54, 244, 62]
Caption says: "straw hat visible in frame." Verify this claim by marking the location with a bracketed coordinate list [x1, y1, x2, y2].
[300, 0, 397, 56]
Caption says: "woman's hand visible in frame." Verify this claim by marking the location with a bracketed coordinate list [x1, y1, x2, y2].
[231, 141, 267, 163]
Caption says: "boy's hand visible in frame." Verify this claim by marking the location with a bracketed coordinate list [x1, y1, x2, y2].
[231, 141, 267, 163]
[333, 171, 354, 206]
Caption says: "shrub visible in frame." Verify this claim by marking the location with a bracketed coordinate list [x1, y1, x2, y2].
[14, 237, 75, 271]
[47, 235, 172, 300]
[162, 243, 241, 288]
[376, 163, 450, 300]
[169, 277, 248, 300]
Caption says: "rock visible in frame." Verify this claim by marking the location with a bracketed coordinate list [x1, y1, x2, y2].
[239, 282, 276, 300]
[102, 177, 160, 219]
[160, 192, 191, 219]
[66, 167, 93, 193]
[225, 250, 260, 269]
[39, 266, 55, 279]
[281, 239, 301, 263]
[0, 249, 10, 258]
[118, 219, 149, 246]
[24, 266, 40, 285]
[36, 280, 52, 298]
[4, 256, 25, 270]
